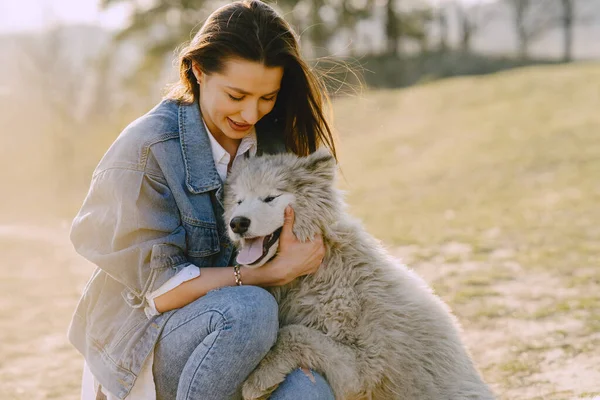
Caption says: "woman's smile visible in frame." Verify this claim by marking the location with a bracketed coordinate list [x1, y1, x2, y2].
[227, 117, 252, 132]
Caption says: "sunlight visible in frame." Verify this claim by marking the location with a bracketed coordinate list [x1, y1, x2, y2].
[0, 0, 130, 32]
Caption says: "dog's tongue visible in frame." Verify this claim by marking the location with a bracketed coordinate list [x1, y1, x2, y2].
[236, 236, 265, 265]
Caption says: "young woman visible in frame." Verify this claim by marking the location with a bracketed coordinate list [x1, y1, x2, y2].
[70, 1, 338, 399]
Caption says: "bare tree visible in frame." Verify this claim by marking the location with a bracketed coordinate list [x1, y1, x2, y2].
[16, 19, 126, 202]
[505, 0, 560, 60]
[385, 0, 400, 56]
[383, 1, 433, 57]
[559, 0, 574, 62]
[19, 24, 88, 197]
[435, 4, 449, 52]
[305, 0, 329, 57]
[101, 0, 209, 90]
[453, 0, 496, 53]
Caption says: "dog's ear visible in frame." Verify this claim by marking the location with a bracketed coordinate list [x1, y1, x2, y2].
[303, 148, 336, 180]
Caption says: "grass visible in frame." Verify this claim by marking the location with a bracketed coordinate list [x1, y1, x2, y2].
[533, 297, 600, 320]
[579, 392, 600, 398]
[460, 268, 515, 286]
[499, 358, 540, 376]
[334, 63, 600, 275]
[332, 63, 600, 397]
[473, 303, 512, 319]
[452, 287, 500, 304]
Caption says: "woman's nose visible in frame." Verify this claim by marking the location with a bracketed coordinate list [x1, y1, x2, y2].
[241, 102, 260, 125]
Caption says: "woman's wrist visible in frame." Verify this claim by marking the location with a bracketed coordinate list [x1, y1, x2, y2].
[240, 258, 286, 287]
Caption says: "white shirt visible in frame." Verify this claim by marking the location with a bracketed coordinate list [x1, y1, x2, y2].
[206, 120, 258, 183]
[82, 121, 257, 400]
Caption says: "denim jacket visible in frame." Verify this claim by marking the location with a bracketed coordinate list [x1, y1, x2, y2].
[68, 99, 285, 399]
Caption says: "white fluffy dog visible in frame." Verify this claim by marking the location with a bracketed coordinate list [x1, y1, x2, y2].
[224, 150, 494, 400]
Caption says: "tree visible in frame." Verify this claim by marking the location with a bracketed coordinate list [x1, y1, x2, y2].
[385, 0, 400, 56]
[383, 0, 433, 57]
[558, 0, 600, 63]
[504, 0, 559, 60]
[277, 0, 375, 58]
[100, 0, 210, 91]
[434, 4, 449, 52]
[453, 0, 496, 53]
[19, 23, 108, 199]
[559, 0, 574, 62]
[403, 7, 434, 55]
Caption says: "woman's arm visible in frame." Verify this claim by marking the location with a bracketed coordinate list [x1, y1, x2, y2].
[152, 264, 268, 313]
[71, 168, 191, 309]
[154, 206, 324, 313]
[73, 163, 324, 315]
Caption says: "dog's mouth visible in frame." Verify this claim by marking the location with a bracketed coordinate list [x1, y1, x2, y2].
[236, 227, 283, 266]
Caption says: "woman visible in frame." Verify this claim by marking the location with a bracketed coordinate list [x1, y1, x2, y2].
[70, 1, 338, 399]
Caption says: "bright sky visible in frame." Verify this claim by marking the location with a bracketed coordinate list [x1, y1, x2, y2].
[0, 0, 490, 33]
[0, 0, 130, 32]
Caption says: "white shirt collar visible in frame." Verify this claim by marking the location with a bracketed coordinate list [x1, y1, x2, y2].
[203, 118, 257, 182]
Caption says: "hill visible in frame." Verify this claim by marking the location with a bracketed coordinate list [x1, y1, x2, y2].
[334, 63, 600, 398]
[336, 62, 600, 271]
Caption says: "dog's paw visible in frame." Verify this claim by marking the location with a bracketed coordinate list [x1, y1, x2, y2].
[241, 382, 276, 400]
[241, 367, 286, 400]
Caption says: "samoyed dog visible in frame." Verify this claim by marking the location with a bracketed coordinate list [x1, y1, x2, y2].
[224, 149, 494, 400]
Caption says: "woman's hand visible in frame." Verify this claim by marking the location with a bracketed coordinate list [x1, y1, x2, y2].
[252, 206, 325, 286]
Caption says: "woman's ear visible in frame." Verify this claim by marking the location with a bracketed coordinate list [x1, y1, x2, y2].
[192, 62, 203, 84]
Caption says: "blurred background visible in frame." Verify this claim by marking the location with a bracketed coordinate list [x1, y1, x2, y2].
[0, 0, 599, 399]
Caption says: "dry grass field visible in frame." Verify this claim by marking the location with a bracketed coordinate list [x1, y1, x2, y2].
[1, 63, 599, 399]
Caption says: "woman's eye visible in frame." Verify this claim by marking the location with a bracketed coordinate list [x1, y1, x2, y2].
[264, 196, 278, 203]
[228, 94, 243, 101]
[263, 96, 276, 102]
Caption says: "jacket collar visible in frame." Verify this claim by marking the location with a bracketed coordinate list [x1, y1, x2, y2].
[178, 100, 287, 194]
[178, 101, 222, 194]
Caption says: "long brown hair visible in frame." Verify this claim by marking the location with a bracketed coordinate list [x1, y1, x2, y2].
[165, 0, 337, 159]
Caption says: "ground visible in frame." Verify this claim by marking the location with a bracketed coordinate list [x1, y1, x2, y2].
[393, 243, 600, 399]
[1, 222, 598, 399]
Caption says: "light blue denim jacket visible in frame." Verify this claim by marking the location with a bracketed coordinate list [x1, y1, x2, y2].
[68, 99, 285, 399]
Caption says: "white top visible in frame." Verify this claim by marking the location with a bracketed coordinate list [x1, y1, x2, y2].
[81, 122, 257, 400]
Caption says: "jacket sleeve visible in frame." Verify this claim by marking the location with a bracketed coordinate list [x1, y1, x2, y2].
[70, 167, 189, 310]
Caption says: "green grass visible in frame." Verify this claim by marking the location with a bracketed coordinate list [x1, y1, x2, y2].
[460, 268, 515, 286]
[473, 303, 513, 319]
[499, 358, 540, 376]
[532, 296, 600, 320]
[579, 392, 600, 398]
[453, 287, 500, 304]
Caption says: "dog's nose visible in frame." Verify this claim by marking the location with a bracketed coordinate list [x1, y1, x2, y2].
[230, 216, 251, 234]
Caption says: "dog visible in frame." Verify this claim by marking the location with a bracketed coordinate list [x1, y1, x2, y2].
[224, 149, 494, 400]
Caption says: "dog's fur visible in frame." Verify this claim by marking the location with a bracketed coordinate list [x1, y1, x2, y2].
[224, 150, 494, 400]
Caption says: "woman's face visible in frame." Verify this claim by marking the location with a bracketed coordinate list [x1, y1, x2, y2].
[194, 58, 284, 142]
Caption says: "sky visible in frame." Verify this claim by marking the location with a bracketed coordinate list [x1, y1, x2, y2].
[0, 0, 130, 32]
[0, 0, 491, 33]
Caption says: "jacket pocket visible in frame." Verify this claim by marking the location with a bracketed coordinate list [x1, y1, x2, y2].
[108, 306, 149, 355]
[87, 275, 131, 347]
[181, 215, 220, 261]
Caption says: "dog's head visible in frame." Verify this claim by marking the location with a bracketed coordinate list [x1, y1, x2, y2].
[224, 149, 339, 268]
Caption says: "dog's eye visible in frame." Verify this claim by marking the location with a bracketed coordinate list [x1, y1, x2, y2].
[264, 195, 279, 203]
[236, 200, 243, 205]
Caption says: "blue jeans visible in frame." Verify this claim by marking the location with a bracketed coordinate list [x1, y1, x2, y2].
[153, 285, 334, 400]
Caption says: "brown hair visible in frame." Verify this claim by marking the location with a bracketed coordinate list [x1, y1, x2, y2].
[165, 0, 336, 159]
